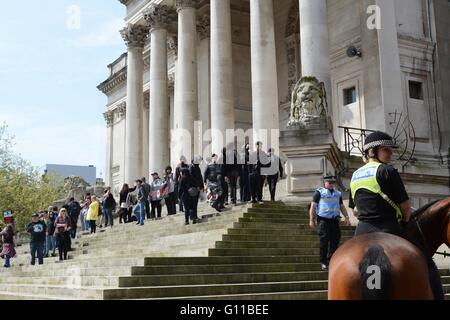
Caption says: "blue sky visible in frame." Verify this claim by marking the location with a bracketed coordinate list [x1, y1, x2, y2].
[0, 0, 126, 179]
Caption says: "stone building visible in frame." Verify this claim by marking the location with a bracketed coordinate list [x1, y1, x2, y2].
[98, 0, 450, 206]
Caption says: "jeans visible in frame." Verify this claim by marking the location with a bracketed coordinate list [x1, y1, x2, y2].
[4, 255, 10, 268]
[89, 220, 97, 233]
[227, 172, 239, 204]
[56, 232, 69, 260]
[134, 202, 145, 225]
[30, 241, 44, 265]
[80, 209, 87, 231]
[44, 235, 56, 256]
[166, 192, 177, 215]
[240, 169, 250, 202]
[249, 174, 264, 202]
[103, 207, 114, 227]
[182, 193, 196, 223]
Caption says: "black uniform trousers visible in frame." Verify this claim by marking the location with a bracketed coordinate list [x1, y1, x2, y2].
[317, 216, 341, 265]
[249, 174, 265, 202]
[267, 174, 278, 201]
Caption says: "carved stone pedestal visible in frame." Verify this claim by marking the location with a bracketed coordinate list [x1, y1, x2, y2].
[280, 123, 342, 203]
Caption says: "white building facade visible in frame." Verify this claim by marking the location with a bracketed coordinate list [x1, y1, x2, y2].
[98, 0, 450, 206]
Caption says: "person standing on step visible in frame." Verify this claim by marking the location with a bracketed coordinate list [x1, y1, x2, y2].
[239, 143, 251, 203]
[87, 195, 100, 234]
[102, 187, 116, 228]
[119, 183, 135, 223]
[265, 148, 284, 202]
[149, 172, 166, 219]
[68, 197, 81, 239]
[45, 206, 57, 257]
[190, 155, 204, 221]
[80, 193, 91, 232]
[204, 154, 224, 212]
[0, 223, 16, 268]
[179, 168, 199, 225]
[221, 147, 241, 206]
[249, 141, 268, 204]
[141, 177, 151, 220]
[309, 176, 350, 271]
[163, 166, 177, 215]
[26, 213, 47, 266]
[54, 208, 71, 261]
[175, 156, 189, 213]
[134, 179, 146, 226]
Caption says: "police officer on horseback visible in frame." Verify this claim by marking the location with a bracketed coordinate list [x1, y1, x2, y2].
[310, 176, 351, 271]
[349, 131, 412, 236]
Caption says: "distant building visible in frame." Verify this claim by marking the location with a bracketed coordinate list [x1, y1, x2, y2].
[45, 164, 96, 186]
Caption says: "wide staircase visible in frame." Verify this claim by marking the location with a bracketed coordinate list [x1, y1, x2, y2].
[0, 202, 448, 300]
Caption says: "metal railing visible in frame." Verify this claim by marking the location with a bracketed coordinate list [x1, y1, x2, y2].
[338, 126, 377, 156]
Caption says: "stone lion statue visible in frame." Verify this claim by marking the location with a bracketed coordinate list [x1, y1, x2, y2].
[63, 176, 90, 201]
[287, 76, 328, 127]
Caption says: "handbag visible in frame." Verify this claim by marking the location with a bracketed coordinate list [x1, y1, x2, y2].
[188, 186, 200, 197]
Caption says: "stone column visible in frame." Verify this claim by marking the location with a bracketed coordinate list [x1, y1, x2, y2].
[120, 24, 148, 184]
[299, 0, 332, 111]
[197, 15, 211, 159]
[250, 0, 279, 152]
[103, 110, 115, 187]
[174, 0, 198, 162]
[144, 5, 171, 176]
[210, 0, 235, 154]
[142, 93, 150, 178]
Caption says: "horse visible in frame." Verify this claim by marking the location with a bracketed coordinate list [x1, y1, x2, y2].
[328, 197, 450, 300]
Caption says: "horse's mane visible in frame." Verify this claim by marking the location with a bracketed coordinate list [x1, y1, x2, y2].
[412, 200, 441, 219]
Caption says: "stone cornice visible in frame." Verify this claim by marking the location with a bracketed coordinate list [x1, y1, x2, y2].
[103, 110, 115, 127]
[118, 0, 131, 5]
[144, 4, 171, 31]
[120, 24, 149, 48]
[97, 67, 127, 95]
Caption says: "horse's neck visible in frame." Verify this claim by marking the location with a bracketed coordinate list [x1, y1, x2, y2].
[408, 199, 450, 255]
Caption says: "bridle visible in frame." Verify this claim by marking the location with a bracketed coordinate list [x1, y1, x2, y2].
[411, 202, 450, 259]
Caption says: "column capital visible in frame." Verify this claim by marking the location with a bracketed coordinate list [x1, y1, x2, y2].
[197, 15, 210, 40]
[120, 24, 149, 48]
[176, 0, 198, 12]
[143, 4, 171, 31]
[117, 102, 127, 120]
[103, 111, 115, 127]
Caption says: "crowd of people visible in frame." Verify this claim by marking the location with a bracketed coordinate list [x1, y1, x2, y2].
[0, 142, 284, 268]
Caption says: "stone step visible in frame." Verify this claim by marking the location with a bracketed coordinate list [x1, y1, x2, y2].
[247, 208, 308, 214]
[215, 240, 322, 249]
[0, 275, 121, 287]
[102, 280, 329, 299]
[209, 248, 319, 256]
[238, 217, 316, 224]
[222, 234, 352, 242]
[144, 256, 321, 265]
[131, 262, 323, 275]
[227, 227, 355, 236]
[185, 290, 328, 300]
[0, 284, 105, 299]
[243, 212, 310, 220]
[117, 271, 329, 287]
[1, 266, 133, 278]
[233, 221, 355, 231]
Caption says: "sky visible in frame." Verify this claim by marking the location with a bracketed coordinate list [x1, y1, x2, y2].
[0, 0, 126, 179]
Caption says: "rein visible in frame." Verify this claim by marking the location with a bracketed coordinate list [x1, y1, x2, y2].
[412, 201, 450, 259]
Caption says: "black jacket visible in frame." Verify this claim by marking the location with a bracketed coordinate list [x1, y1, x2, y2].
[204, 163, 222, 183]
[190, 164, 204, 190]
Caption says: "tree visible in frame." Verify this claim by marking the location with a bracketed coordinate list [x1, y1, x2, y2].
[0, 123, 64, 231]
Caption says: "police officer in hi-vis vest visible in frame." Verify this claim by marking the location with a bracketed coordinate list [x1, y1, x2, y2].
[349, 131, 411, 236]
[348, 130, 444, 299]
[309, 176, 350, 271]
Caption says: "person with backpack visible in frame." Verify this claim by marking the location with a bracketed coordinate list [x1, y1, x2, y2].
[0, 224, 16, 268]
[149, 172, 167, 219]
[163, 166, 177, 215]
[204, 154, 224, 212]
[102, 187, 117, 228]
[54, 208, 71, 261]
[175, 156, 189, 213]
[80, 193, 91, 232]
[44, 206, 57, 257]
[178, 168, 199, 225]
[68, 197, 81, 238]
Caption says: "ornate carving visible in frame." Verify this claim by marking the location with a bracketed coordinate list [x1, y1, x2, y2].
[120, 24, 149, 48]
[117, 102, 127, 120]
[63, 176, 90, 202]
[168, 72, 175, 91]
[287, 76, 328, 128]
[103, 111, 115, 127]
[167, 35, 178, 57]
[197, 15, 210, 40]
[176, 0, 198, 11]
[285, 0, 299, 37]
[144, 92, 150, 109]
[143, 5, 170, 31]
[97, 68, 127, 94]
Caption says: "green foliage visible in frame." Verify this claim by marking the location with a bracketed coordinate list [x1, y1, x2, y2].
[0, 123, 65, 231]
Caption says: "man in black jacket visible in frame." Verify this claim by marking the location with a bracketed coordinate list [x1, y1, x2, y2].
[249, 142, 269, 203]
[265, 148, 284, 202]
[204, 154, 223, 211]
[175, 156, 189, 212]
[220, 147, 242, 205]
[189, 155, 204, 221]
